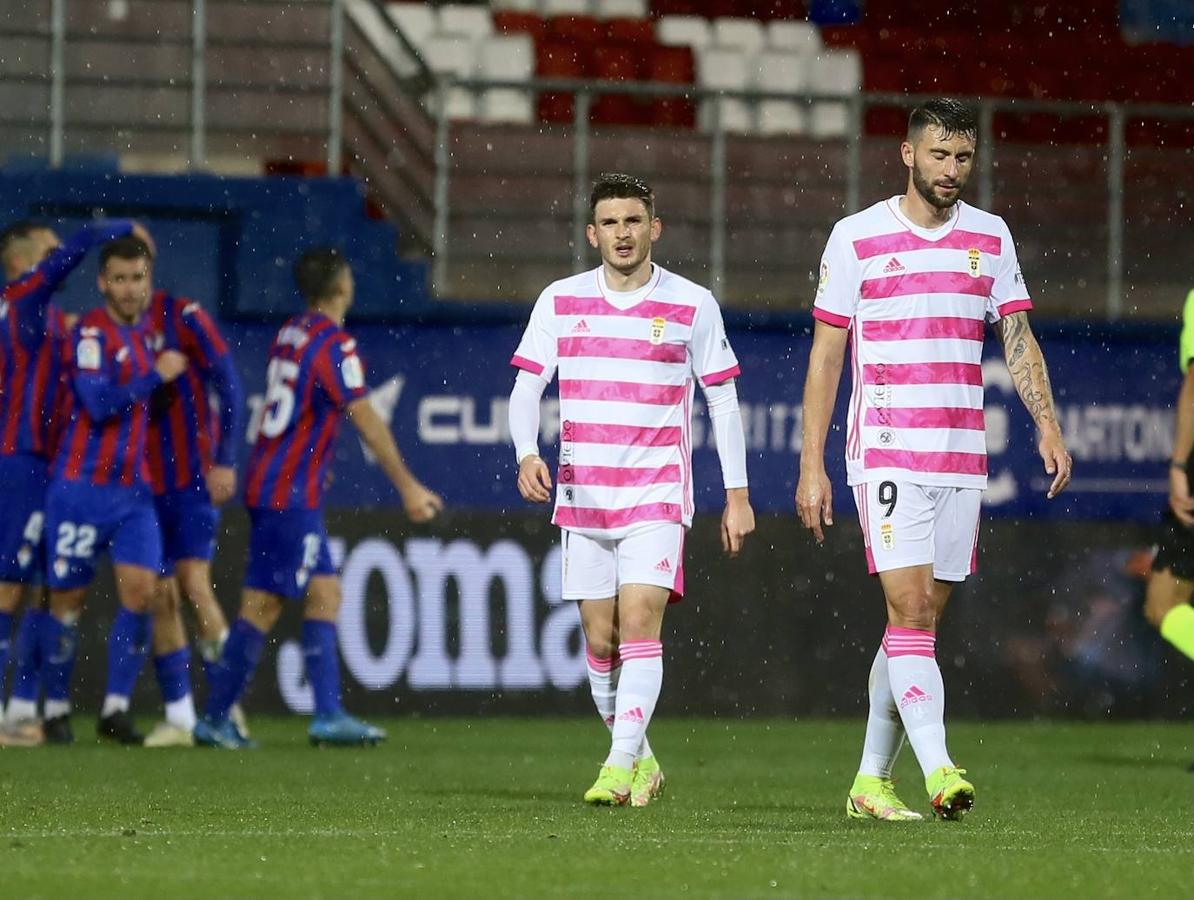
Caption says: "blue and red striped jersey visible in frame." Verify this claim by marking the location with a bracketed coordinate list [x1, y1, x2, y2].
[0, 220, 133, 460]
[52, 306, 162, 487]
[144, 291, 243, 495]
[244, 312, 368, 510]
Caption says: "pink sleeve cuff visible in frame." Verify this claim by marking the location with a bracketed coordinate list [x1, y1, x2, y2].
[996, 298, 1033, 318]
[701, 364, 741, 386]
[510, 354, 545, 375]
[813, 307, 851, 328]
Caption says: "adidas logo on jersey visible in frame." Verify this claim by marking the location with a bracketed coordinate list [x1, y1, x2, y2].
[654, 557, 672, 573]
[882, 257, 905, 274]
[570, 319, 590, 334]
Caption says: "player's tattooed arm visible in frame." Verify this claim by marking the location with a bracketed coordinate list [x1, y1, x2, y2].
[996, 312, 1072, 498]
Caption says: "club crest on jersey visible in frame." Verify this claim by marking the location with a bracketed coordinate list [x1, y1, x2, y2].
[967, 248, 982, 279]
[145, 331, 165, 353]
[77, 337, 101, 370]
[880, 522, 895, 551]
[115, 346, 130, 363]
[649, 316, 666, 345]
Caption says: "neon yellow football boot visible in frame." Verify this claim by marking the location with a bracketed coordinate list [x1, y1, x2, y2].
[846, 774, 924, 821]
[630, 755, 666, 808]
[583, 764, 632, 806]
[925, 766, 975, 821]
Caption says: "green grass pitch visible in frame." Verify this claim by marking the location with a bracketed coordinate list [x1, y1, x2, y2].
[0, 718, 1188, 898]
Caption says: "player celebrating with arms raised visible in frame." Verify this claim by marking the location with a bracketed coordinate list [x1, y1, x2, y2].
[796, 99, 1071, 821]
[509, 173, 755, 807]
[195, 248, 442, 748]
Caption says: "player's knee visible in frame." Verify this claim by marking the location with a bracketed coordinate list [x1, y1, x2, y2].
[0, 582, 23, 613]
[1144, 575, 1178, 628]
[240, 590, 283, 631]
[585, 634, 618, 659]
[148, 582, 181, 618]
[887, 590, 936, 630]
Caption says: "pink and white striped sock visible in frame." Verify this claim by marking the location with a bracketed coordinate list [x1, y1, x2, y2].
[606, 639, 663, 771]
[857, 644, 905, 778]
[884, 626, 953, 777]
[586, 646, 621, 731]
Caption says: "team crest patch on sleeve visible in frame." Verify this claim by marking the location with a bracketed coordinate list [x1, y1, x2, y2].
[967, 248, 982, 279]
[77, 337, 101, 370]
[649, 316, 666, 346]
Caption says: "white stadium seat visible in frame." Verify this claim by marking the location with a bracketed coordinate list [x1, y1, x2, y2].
[437, 4, 494, 42]
[711, 17, 766, 54]
[594, 0, 648, 19]
[753, 51, 810, 135]
[656, 15, 711, 51]
[766, 19, 821, 54]
[387, 2, 437, 50]
[478, 34, 535, 81]
[539, 0, 592, 16]
[696, 47, 752, 134]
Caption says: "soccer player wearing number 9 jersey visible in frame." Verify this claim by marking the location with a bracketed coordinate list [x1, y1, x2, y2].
[796, 99, 1072, 821]
[195, 247, 443, 748]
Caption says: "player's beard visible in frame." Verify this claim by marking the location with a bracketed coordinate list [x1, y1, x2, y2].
[911, 162, 965, 210]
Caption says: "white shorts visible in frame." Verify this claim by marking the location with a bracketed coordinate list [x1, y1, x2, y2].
[560, 522, 686, 601]
[852, 481, 982, 582]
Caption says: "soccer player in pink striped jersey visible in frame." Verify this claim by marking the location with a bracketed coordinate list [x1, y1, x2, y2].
[796, 99, 1073, 821]
[509, 173, 755, 807]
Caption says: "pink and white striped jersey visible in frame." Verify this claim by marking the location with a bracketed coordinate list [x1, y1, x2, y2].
[813, 197, 1032, 490]
[511, 264, 740, 538]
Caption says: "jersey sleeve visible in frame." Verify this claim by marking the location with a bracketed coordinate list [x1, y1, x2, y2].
[510, 288, 559, 381]
[178, 300, 243, 467]
[72, 326, 162, 421]
[316, 334, 370, 410]
[811, 222, 859, 328]
[986, 218, 1033, 322]
[691, 292, 740, 387]
[1180, 290, 1194, 374]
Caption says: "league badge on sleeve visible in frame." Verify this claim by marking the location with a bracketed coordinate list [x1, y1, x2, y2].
[341, 354, 365, 390]
[77, 337, 101, 371]
[649, 316, 666, 346]
[967, 248, 982, 279]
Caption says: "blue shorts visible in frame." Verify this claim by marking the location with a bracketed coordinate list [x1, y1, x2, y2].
[155, 484, 219, 574]
[0, 454, 49, 585]
[244, 508, 336, 600]
[45, 480, 162, 590]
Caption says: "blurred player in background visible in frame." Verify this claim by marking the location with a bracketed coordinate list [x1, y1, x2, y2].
[0, 218, 142, 746]
[138, 250, 244, 747]
[797, 99, 1072, 821]
[34, 236, 186, 745]
[1144, 289, 1194, 760]
[509, 173, 754, 807]
[195, 247, 441, 748]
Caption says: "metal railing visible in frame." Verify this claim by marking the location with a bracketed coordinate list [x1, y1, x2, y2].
[3, 0, 1194, 318]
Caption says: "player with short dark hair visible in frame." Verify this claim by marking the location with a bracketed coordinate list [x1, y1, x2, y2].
[194, 247, 442, 748]
[35, 236, 188, 745]
[797, 98, 1072, 820]
[0, 217, 142, 746]
[509, 173, 755, 806]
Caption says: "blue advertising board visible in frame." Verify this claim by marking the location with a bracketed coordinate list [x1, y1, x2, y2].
[212, 318, 1176, 522]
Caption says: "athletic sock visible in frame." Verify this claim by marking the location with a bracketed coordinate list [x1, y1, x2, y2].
[857, 644, 905, 778]
[605, 640, 663, 772]
[39, 613, 78, 718]
[204, 618, 265, 721]
[1160, 604, 1194, 661]
[153, 647, 197, 730]
[103, 607, 151, 715]
[197, 627, 229, 688]
[0, 610, 13, 701]
[586, 645, 621, 731]
[302, 619, 342, 718]
[10, 609, 45, 713]
[884, 626, 953, 778]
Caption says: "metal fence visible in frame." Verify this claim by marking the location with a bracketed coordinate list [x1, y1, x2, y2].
[2, 0, 1193, 318]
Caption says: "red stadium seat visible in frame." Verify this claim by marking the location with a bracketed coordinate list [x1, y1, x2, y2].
[493, 11, 546, 39]
[604, 17, 656, 44]
[548, 14, 604, 48]
[536, 39, 586, 124]
[592, 43, 648, 126]
[647, 44, 695, 127]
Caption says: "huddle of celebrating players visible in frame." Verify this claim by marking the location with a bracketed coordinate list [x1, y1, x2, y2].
[0, 97, 1090, 821]
[0, 226, 441, 750]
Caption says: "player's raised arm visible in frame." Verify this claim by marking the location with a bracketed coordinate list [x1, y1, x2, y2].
[796, 320, 849, 542]
[993, 311, 1072, 499]
[508, 370, 553, 503]
[346, 396, 442, 522]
